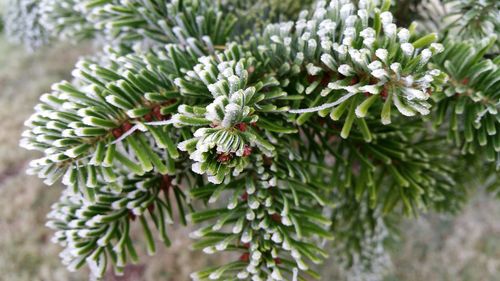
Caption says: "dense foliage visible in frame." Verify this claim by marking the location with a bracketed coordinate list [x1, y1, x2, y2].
[3, 0, 498, 280]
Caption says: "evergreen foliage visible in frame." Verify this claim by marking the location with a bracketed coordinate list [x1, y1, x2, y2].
[414, 0, 500, 50]
[444, 0, 500, 45]
[3, 0, 49, 51]
[6, 0, 499, 280]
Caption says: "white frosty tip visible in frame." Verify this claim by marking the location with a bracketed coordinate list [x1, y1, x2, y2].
[398, 28, 410, 43]
[380, 12, 393, 25]
[401, 43, 414, 56]
[375, 49, 388, 62]
[338, 64, 354, 76]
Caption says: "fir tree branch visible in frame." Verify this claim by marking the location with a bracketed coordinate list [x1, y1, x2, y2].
[46, 173, 182, 278]
[431, 37, 500, 163]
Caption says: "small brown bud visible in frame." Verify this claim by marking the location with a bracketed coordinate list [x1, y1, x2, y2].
[112, 128, 123, 139]
[239, 253, 250, 262]
[122, 121, 133, 132]
[242, 145, 252, 157]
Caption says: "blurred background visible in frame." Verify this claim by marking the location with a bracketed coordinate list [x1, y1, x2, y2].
[0, 3, 499, 281]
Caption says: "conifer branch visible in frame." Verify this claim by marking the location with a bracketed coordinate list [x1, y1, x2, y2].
[10, 0, 499, 279]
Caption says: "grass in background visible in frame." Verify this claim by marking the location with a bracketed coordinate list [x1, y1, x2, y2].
[0, 33, 498, 281]
[387, 196, 500, 281]
[0, 35, 92, 281]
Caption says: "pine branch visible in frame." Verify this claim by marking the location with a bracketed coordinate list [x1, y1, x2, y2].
[3, 0, 49, 51]
[414, 0, 500, 52]
[328, 193, 392, 280]
[251, 0, 445, 133]
[309, 119, 466, 215]
[46, 173, 182, 278]
[20, 44, 199, 193]
[90, 0, 238, 49]
[174, 44, 284, 184]
[36, 0, 240, 52]
[14, 0, 499, 280]
[189, 155, 331, 281]
[39, 0, 96, 42]
[431, 37, 500, 163]
[444, 0, 500, 46]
